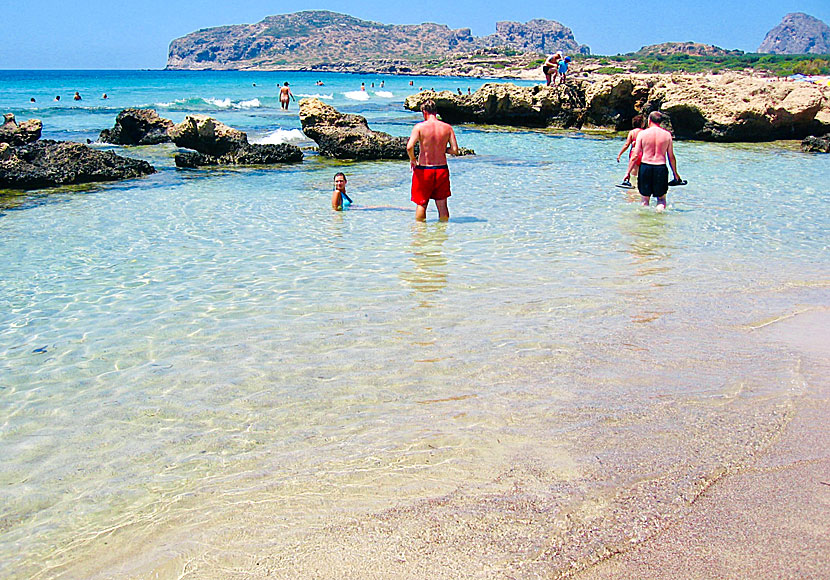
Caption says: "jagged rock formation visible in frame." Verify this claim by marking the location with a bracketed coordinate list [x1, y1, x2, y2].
[166, 10, 587, 71]
[174, 144, 303, 167]
[635, 42, 743, 57]
[299, 98, 409, 160]
[99, 109, 174, 145]
[801, 134, 830, 152]
[0, 114, 42, 146]
[0, 140, 155, 190]
[169, 115, 303, 167]
[758, 13, 830, 54]
[404, 73, 830, 141]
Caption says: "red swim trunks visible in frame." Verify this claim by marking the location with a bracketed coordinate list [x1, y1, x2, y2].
[411, 165, 451, 206]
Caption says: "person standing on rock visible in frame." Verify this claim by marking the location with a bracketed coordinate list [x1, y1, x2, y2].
[627, 111, 684, 211]
[556, 57, 571, 84]
[406, 99, 459, 222]
[542, 52, 561, 86]
[279, 82, 295, 110]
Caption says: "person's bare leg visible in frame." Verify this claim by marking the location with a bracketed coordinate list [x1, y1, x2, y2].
[415, 203, 428, 221]
[655, 195, 667, 212]
[435, 198, 449, 222]
[641, 195, 650, 207]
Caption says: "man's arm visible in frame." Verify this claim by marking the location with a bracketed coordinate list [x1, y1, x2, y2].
[446, 126, 459, 156]
[406, 125, 419, 169]
[666, 139, 680, 180]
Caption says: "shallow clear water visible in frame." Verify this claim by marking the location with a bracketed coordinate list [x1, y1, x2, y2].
[0, 71, 828, 578]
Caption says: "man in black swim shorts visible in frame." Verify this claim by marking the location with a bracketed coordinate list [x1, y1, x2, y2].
[627, 111, 682, 211]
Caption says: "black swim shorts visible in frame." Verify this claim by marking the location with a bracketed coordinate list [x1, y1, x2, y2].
[637, 163, 669, 197]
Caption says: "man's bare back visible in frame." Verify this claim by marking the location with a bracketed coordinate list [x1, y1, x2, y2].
[406, 100, 459, 221]
[627, 111, 682, 210]
[635, 125, 675, 165]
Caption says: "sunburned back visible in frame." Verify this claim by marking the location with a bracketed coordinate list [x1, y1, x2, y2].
[637, 126, 673, 165]
[416, 119, 452, 165]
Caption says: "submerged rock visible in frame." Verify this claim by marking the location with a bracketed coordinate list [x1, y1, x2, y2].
[99, 108, 174, 145]
[0, 114, 43, 146]
[0, 140, 155, 190]
[174, 143, 303, 167]
[801, 134, 830, 152]
[299, 98, 408, 160]
[405, 73, 830, 141]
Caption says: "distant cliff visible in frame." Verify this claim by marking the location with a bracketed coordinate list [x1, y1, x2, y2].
[166, 11, 589, 71]
[635, 42, 743, 57]
[758, 13, 830, 54]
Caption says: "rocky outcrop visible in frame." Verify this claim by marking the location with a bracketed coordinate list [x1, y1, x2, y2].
[0, 140, 155, 190]
[635, 42, 743, 57]
[299, 98, 408, 159]
[99, 108, 174, 145]
[801, 134, 830, 152]
[0, 114, 43, 146]
[174, 143, 303, 167]
[166, 10, 587, 71]
[170, 115, 248, 156]
[759, 13, 830, 55]
[405, 73, 830, 141]
[169, 115, 302, 167]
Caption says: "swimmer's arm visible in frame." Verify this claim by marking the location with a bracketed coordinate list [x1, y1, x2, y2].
[331, 191, 342, 211]
[626, 134, 643, 176]
[406, 126, 419, 168]
[446, 126, 459, 156]
[617, 134, 633, 161]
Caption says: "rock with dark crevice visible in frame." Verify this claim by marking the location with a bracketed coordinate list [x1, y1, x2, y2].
[170, 115, 248, 157]
[99, 108, 174, 145]
[0, 114, 43, 146]
[801, 134, 830, 152]
[0, 140, 155, 190]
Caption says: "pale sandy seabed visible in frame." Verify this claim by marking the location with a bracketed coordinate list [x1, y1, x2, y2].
[37, 307, 828, 580]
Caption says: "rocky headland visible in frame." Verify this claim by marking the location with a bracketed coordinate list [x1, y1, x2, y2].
[759, 12, 830, 55]
[166, 10, 588, 74]
[404, 73, 830, 141]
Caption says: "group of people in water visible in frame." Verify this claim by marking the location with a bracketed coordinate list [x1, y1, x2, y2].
[30, 92, 107, 103]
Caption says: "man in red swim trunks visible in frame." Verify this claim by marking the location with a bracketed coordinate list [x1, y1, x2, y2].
[406, 99, 459, 221]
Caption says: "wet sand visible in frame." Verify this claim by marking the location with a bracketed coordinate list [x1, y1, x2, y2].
[577, 308, 830, 580]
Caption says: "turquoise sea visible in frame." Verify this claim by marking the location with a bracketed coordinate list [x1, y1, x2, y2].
[1, 70, 828, 578]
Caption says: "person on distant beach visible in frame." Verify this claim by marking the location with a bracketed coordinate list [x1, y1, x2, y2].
[457, 88, 462, 95]
[542, 52, 562, 86]
[406, 99, 459, 222]
[617, 115, 645, 188]
[279, 82, 295, 110]
[557, 57, 571, 84]
[627, 111, 683, 211]
[331, 172, 352, 211]
[73, 91, 82, 101]
[467, 87, 471, 95]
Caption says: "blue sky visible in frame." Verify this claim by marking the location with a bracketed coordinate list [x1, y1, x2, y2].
[2, 1, 829, 69]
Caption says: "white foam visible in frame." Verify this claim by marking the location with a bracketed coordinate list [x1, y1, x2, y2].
[250, 128, 309, 146]
[344, 91, 370, 101]
[374, 91, 394, 98]
[297, 93, 334, 99]
[236, 98, 261, 109]
[205, 97, 233, 108]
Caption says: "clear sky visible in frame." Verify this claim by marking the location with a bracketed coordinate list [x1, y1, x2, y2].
[2, 1, 829, 69]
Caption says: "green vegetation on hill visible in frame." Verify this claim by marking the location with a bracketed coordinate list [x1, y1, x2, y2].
[583, 53, 830, 76]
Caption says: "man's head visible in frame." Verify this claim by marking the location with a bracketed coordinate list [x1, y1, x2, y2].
[648, 111, 665, 126]
[333, 172, 347, 191]
[420, 99, 437, 117]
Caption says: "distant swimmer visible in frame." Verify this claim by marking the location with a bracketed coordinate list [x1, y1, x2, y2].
[252, 82, 256, 87]
[30, 97, 36, 103]
[74, 91, 82, 101]
[627, 111, 685, 211]
[54, 95, 61, 101]
[616, 115, 645, 188]
[361, 82, 365, 91]
[380, 80, 385, 88]
[331, 172, 353, 211]
[279, 82, 295, 110]
[409, 80, 414, 86]
[542, 52, 561, 86]
[406, 99, 459, 222]
[102, 93, 108, 99]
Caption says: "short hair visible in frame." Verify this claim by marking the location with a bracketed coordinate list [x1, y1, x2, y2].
[333, 172, 346, 181]
[420, 99, 437, 115]
[648, 111, 664, 125]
